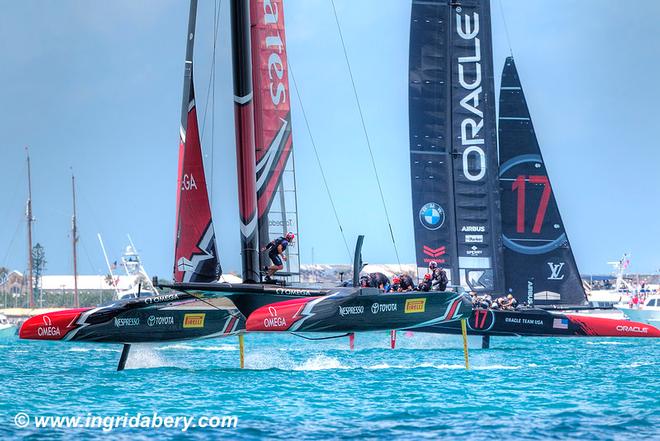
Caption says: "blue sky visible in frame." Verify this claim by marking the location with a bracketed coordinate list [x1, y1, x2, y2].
[1, 0, 659, 278]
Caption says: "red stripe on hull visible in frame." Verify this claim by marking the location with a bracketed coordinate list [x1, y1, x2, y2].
[246, 297, 320, 331]
[224, 315, 238, 335]
[445, 298, 460, 321]
[566, 314, 660, 337]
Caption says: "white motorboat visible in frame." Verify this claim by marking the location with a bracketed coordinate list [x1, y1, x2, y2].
[0, 314, 17, 339]
[617, 294, 660, 325]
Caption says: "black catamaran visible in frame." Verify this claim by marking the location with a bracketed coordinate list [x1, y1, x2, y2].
[408, 0, 659, 339]
[19, 0, 472, 356]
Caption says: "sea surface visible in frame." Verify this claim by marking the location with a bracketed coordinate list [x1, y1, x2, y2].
[0, 332, 658, 440]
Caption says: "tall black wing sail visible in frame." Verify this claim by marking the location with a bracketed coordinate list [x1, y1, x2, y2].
[409, 0, 458, 283]
[498, 57, 586, 306]
[450, 0, 504, 293]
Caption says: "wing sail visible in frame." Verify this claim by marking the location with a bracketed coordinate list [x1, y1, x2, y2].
[250, 0, 300, 280]
[173, 0, 221, 283]
[409, 0, 504, 292]
[498, 57, 586, 305]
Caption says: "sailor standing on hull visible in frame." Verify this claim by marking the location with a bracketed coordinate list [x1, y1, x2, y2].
[263, 232, 295, 282]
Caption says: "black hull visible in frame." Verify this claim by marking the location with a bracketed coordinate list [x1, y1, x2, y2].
[69, 307, 243, 343]
[415, 307, 660, 338]
[242, 289, 472, 333]
[21, 283, 474, 343]
[20, 295, 244, 344]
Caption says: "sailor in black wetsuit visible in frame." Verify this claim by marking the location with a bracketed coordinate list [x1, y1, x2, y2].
[359, 272, 391, 292]
[417, 273, 432, 292]
[263, 232, 295, 281]
[398, 274, 415, 292]
[370, 272, 390, 291]
[359, 275, 371, 288]
[391, 276, 401, 292]
[476, 293, 492, 309]
[428, 261, 448, 291]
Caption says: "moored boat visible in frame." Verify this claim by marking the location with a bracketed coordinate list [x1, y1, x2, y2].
[616, 294, 660, 325]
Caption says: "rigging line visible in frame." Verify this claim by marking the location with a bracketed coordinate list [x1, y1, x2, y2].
[79, 237, 100, 274]
[291, 332, 350, 341]
[498, 0, 514, 57]
[288, 63, 352, 263]
[200, 0, 222, 140]
[199, 0, 222, 202]
[176, 289, 230, 312]
[1, 214, 24, 268]
[329, 0, 402, 270]
[210, 0, 219, 202]
[1, 161, 28, 268]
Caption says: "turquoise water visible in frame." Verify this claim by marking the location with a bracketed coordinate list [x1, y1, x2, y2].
[1, 333, 658, 440]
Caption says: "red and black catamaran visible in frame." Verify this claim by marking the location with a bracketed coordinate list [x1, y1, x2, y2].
[20, 1, 659, 369]
[19, 0, 472, 368]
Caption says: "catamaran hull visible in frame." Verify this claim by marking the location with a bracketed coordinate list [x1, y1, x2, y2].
[20, 283, 472, 342]
[19, 296, 243, 343]
[241, 291, 471, 333]
[171, 283, 473, 333]
[415, 308, 660, 338]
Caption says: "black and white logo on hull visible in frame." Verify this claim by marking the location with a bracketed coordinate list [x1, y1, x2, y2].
[147, 315, 174, 327]
[338, 305, 364, 316]
[370, 303, 398, 314]
[114, 317, 140, 327]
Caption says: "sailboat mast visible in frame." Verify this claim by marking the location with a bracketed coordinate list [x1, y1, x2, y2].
[181, 0, 197, 127]
[71, 174, 79, 307]
[25, 147, 34, 308]
[231, 0, 259, 283]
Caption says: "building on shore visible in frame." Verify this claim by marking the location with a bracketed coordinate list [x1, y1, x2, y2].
[0, 271, 148, 309]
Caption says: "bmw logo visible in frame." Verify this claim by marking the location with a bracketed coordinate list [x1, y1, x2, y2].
[419, 202, 445, 231]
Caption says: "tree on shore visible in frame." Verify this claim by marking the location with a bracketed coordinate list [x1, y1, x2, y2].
[32, 243, 47, 307]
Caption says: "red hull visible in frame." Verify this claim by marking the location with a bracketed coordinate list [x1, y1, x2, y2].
[19, 308, 89, 341]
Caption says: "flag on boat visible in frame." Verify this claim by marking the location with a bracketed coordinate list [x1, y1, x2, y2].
[553, 318, 569, 330]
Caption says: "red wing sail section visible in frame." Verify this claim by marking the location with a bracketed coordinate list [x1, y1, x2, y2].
[174, 3, 220, 285]
[250, 0, 300, 280]
[174, 83, 220, 283]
